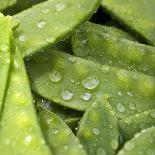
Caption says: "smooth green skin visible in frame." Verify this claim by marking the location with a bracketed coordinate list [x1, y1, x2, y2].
[35, 94, 83, 120]
[38, 108, 87, 155]
[0, 0, 16, 11]
[72, 22, 155, 76]
[77, 100, 119, 155]
[26, 49, 155, 119]
[101, 0, 155, 45]
[0, 42, 52, 154]
[13, 0, 100, 58]
[119, 109, 155, 141]
[0, 15, 12, 115]
[117, 127, 155, 155]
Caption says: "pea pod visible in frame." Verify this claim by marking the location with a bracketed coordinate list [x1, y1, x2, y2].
[72, 22, 155, 76]
[38, 107, 87, 155]
[119, 109, 155, 141]
[0, 14, 12, 115]
[0, 0, 16, 11]
[13, 0, 100, 58]
[101, 0, 155, 45]
[0, 39, 52, 154]
[117, 127, 155, 155]
[77, 100, 119, 155]
[26, 49, 155, 119]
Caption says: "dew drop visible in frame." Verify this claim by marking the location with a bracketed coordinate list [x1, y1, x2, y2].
[52, 128, 59, 134]
[107, 124, 114, 129]
[128, 103, 136, 110]
[92, 128, 100, 135]
[37, 20, 46, 29]
[68, 56, 76, 63]
[116, 103, 126, 113]
[150, 111, 155, 118]
[124, 142, 135, 151]
[24, 135, 32, 145]
[92, 102, 99, 108]
[0, 44, 8, 52]
[110, 140, 118, 150]
[127, 91, 133, 97]
[55, 3, 66, 11]
[18, 34, 26, 42]
[97, 148, 107, 155]
[101, 66, 110, 74]
[49, 71, 61, 83]
[118, 91, 123, 96]
[41, 8, 50, 14]
[61, 90, 73, 101]
[82, 76, 100, 90]
[81, 92, 92, 101]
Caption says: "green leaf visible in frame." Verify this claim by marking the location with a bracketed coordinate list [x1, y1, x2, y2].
[77, 100, 119, 155]
[117, 127, 155, 155]
[13, 0, 100, 58]
[72, 22, 155, 76]
[0, 0, 16, 11]
[0, 42, 52, 154]
[26, 50, 155, 119]
[0, 14, 12, 115]
[119, 109, 155, 140]
[38, 107, 87, 155]
[101, 0, 155, 45]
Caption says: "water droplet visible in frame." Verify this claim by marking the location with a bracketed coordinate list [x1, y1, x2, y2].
[61, 90, 73, 101]
[127, 91, 133, 96]
[101, 66, 110, 74]
[37, 20, 46, 29]
[41, 8, 50, 14]
[52, 128, 59, 134]
[92, 102, 99, 108]
[24, 135, 32, 145]
[111, 140, 118, 150]
[49, 71, 61, 83]
[0, 44, 8, 52]
[116, 103, 126, 113]
[151, 111, 155, 118]
[107, 124, 113, 129]
[118, 91, 123, 96]
[97, 148, 107, 155]
[92, 128, 100, 135]
[117, 69, 129, 82]
[82, 76, 100, 90]
[55, 3, 66, 11]
[143, 65, 150, 72]
[68, 56, 76, 63]
[81, 92, 92, 101]
[18, 34, 26, 42]
[128, 103, 136, 110]
[124, 142, 135, 151]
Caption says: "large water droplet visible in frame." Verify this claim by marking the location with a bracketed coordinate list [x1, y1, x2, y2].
[49, 71, 61, 83]
[55, 3, 66, 11]
[92, 128, 100, 135]
[116, 103, 126, 113]
[24, 135, 32, 145]
[81, 92, 92, 101]
[82, 76, 100, 90]
[61, 90, 73, 101]
[37, 20, 46, 29]
[110, 140, 118, 150]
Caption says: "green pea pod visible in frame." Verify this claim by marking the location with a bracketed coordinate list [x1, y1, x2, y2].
[13, 0, 100, 58]
[38, 107, 87, 155]
[0, 39, 52, 154]
[101, 0, 155, 45]
[119, 109, 155, 141]
[117, 127, 155, 155]
[0, 14, 12, 115]
[0, 0, 16, 11]
[72, 22, 155, 76]
[35, 94, 83, 120]
[77, 100, 119, 155]
[26, 49, 155, 119]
